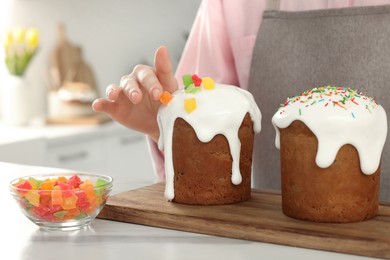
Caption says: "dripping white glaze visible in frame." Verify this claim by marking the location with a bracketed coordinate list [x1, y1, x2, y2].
[272, 86, 387, 175]
[157, 84, 261, 201]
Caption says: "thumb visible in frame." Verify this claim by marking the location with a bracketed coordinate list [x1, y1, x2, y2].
[154, 46, 178, 93]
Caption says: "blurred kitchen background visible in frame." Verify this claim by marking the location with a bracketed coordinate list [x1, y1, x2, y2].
[0, 0, 201, 120]
[0, 0, 201, 183]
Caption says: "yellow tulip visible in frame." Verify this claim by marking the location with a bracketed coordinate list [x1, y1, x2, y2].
[1, 29, 13, 48]
[26, 27, 39, 49]
[12, 26, 25, 44]
[3, 26, 40, 76]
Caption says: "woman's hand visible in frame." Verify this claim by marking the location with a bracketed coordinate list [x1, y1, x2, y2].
[92, 46, 178, 142]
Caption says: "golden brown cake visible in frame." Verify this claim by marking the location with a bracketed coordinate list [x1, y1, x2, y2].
[157, 75, 261, 205]
[172, 114, 254, 205]
[272, 86, 387, 223]
[279, 121, 380, 222]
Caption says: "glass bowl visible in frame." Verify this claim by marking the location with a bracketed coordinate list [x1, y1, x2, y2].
[9, 173, 113, 231]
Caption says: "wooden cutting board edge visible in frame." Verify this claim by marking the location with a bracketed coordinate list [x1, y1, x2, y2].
[98, 183, 390, 259]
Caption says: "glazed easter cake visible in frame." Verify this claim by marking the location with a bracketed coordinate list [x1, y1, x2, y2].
[157, 74, 261, 205]
[272, 86, 387, 223]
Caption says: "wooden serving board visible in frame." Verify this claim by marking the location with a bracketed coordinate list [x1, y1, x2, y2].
[98, 183, 390, 259]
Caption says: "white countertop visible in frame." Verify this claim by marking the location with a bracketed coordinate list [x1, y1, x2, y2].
[2, 162, 380, 260]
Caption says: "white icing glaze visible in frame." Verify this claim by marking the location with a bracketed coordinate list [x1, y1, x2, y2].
[157, 84, 261, 201]
[272, 86, 387, 175]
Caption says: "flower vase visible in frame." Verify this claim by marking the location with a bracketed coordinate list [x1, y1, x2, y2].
[2, 75, 31, 126]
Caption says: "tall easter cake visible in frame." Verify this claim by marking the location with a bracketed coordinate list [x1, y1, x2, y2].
[157, 74, 261, 205]
[272, 86, 387, 223]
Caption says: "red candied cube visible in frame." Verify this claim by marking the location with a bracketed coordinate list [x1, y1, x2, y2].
[57, 182, 73, 197]
[75, 192, 90, 211]
[191, 74, 202, 87]
[68, 175, 82, 189]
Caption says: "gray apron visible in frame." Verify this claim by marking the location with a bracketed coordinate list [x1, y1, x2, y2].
[248, 5, 390, 202]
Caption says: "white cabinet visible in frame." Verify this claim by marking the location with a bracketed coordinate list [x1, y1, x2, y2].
[44, 123, 155, 183]
[46, 138, 105, 173]
[104, 133, 154, 182]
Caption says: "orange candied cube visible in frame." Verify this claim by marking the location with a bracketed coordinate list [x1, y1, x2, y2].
[159, 91, 173, 105]
[62, 193, 78, 210]
[65, 208, 81, 219]
[51, 188, 63, 206]
[40, 179, 53, 190]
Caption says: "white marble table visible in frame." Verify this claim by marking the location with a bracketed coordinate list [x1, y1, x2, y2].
[2, 162, 379, 260]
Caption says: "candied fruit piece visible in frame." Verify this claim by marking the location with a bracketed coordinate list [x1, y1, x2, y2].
[159, 91, 173, 105]
[202, 77, 215, 90]
[191, 74, 202, 87]
[40, 180, 53, 190]
[62, 193, 78, 210]
[68, 175, 82, 189]
[16, 180, 32, 191]
[53, 210, 67, 220]
[51, 188, 63, 206]
[184, 98, 196, 113]
[25, 191, 40, 207]
[185, 84, 201, 94]
[182, 74, 193, 88]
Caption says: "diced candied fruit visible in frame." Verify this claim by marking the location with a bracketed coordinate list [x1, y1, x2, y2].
[40, 180, 53, 190]
[16, 180, 32, 191]
[159, 91, 173, 105]
[51, 188, 63, 206]
[62, 193, 78, 210]
[202, 77, 215, 90]
[57, 181, 73, 197]
[191, 74, 202, 87]
[68, 175, 82, 189]
[182, 74, 193, 88]
[184, 98, 196, 113]
[25, 191, 40, 207]
[53, 210, 67, 220]
[12, 174, 110, 223]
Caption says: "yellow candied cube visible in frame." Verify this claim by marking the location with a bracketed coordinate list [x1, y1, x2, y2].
[184, 98, 196, 113]
[25, 191, 40, 207]
[62, 193, 78, 210]
[202, 77, 215, 90]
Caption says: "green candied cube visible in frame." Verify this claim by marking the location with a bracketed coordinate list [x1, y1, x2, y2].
[94, 178, 108, 197]
[182, 74, 193, 88]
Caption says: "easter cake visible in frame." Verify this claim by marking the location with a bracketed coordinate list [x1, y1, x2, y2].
[272, 86, 387, 223]
[157, 74, 261, 205]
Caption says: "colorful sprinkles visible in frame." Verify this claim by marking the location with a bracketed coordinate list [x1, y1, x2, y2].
[278, 86, 379, 119]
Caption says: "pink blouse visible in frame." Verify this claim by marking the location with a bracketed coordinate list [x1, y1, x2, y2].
[148, 0, 390, 181]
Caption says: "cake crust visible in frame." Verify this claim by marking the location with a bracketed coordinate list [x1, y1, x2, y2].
[172, 113, 254, 205]
[280, 120, 380, 223]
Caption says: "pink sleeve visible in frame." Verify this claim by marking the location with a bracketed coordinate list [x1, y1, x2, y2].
[175, 0, 238, 87]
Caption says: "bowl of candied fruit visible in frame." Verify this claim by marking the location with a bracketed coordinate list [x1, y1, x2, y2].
[9, 173, 113, 231]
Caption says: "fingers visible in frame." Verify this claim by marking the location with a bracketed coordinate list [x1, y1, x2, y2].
[119, 76, 144, 104]
[155, 46, 178, 93]
[105, 84, 120, 101]
[133, 65, 162, 100]
[92, 98, 117, 114]
[115, 46, 178, 105]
